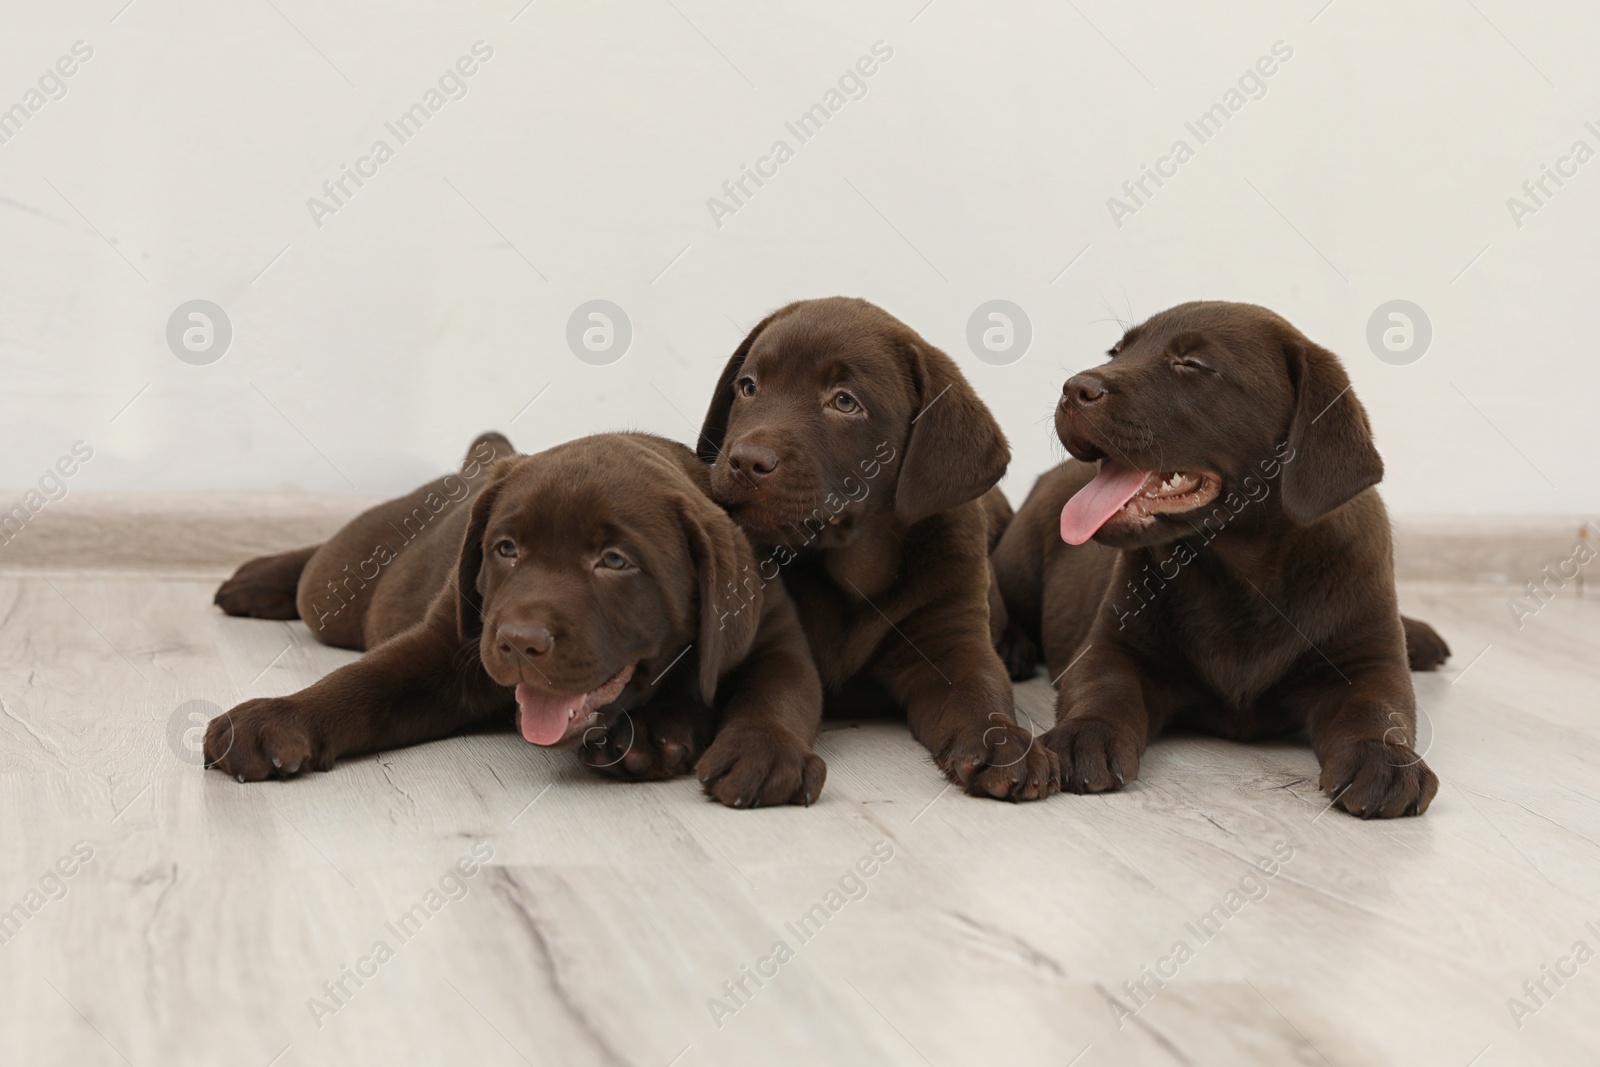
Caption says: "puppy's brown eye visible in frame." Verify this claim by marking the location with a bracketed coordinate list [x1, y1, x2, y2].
[1175, 358, 1214, 374]
[831, 392, 861, 414]
[598, 550, 630, 571]
[494, 539, 517, 559]
[737, 377, 757, 398]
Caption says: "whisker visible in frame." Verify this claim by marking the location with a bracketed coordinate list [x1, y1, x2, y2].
[1098, 295, 1131, 332]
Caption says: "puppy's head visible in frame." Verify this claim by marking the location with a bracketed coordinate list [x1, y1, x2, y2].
[456, 435, 760, 749]
[699, 297, 1009, 546]
[1054, 301, 1382, 549]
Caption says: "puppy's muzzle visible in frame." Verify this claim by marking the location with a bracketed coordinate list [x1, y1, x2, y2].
[726, 442, 779, 483]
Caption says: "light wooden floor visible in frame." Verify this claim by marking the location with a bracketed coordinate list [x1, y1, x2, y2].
[1, 560, 1596, 1066]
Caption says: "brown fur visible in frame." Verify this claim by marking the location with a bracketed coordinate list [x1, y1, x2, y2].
[693, 297, 1057, 800]
[208, 432, 825, 808]
[993, 302, 1448, 818]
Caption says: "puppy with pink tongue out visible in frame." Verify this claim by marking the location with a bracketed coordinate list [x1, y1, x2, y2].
[992, 302, 1448, 820]
[207, 433, 825, 810]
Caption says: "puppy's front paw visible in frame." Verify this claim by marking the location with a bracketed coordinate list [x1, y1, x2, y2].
[213, 556, 302, 619]
[695, 724, 826, 808]
[996, 623, 1040, 681]
[1402, 616, 1451, 672]
[581, 699, 713, 781]
[940, 717, 1058, 801]
[1043, 718, 1140, 794]
[205, 698, 330, 781]
[1319, 739, 1438, 818]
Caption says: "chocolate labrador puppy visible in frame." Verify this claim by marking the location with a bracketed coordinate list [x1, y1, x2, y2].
[992, 301, 1447, 818]
[689, 297, 1056, 801]
[207, 432, 826, 808]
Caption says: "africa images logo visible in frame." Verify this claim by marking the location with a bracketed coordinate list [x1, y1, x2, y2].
[305, 42, 495, 229]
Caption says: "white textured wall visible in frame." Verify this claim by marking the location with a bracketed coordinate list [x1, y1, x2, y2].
[2, 0, 1594, 515]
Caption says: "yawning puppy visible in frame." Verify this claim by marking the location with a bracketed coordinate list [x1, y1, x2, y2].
[208, 432, 825, 808]
[992, 302, 1447, 818]
[687, 297, 1056, 801]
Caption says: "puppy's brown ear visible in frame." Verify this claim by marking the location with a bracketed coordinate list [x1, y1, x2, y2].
[454, 458, 517, 643]
[698, 309, 784, 464]
[894, 343, 1010, 525]
[1279, 337, 1384, 525]
[679, 493, 762, 704]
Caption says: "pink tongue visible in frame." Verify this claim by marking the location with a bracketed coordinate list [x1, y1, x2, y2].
[515, 683, 584, 746]
[1060, 460, 1151, 545]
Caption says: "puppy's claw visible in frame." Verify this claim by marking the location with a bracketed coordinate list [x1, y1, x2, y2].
[1319, 738, 1438, 819]
[205, 696, 330, 783]
[1043, 718, 1141, 795]
[695, 726, 825, 809]
[942, 719, 1056, 802]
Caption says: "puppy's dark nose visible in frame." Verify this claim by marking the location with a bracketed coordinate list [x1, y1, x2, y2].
[728, 443, 779, 480]
[1064, 374, 1107, 408]
[497, 622, 553, 659]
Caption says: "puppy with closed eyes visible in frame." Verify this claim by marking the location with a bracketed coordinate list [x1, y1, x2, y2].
[685, 296, 1057, 801]
[208, 432, 825, 808]
[993, 301, 1447, 818]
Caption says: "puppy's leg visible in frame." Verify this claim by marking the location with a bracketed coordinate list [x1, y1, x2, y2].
[990, 560, 1039, 681]
[694, 598, 826, 808]
[214, 545, 319, 619]
[204, 601, 504, 781]
[991, 499, 1043, 682]
[995, 627, 1040, 683]
[1043, 641, 1165, 793]
[1298, 664, 1439, 818]
[879, 611, 1057, 801]
[216, 433, 510, 628]
[1400, 614, 1451, 671]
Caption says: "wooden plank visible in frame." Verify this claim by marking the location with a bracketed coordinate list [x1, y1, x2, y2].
[1, 568, 1596, 1065]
